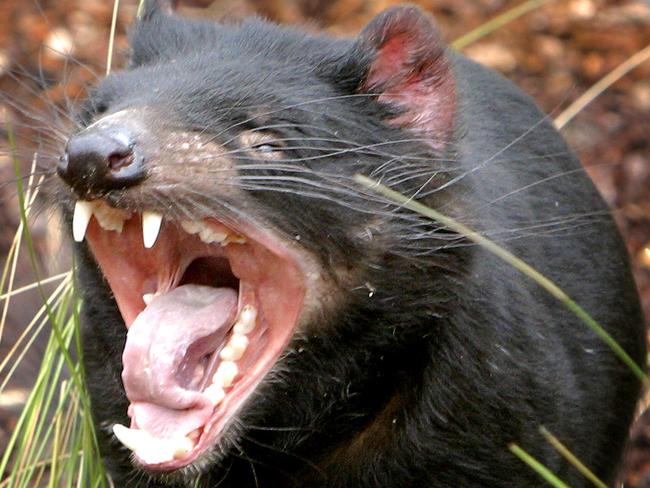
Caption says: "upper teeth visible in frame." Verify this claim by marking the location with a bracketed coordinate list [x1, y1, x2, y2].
[179, 220, 203, 235]
[199, 226, 228, 245]
[71, 200, 131, 242]
[181, 220, 245, 246]
[94, 203, 131, 233]
[71, 200, 247, 248]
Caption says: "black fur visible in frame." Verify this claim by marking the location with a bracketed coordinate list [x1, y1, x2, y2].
[66, 5, 645, 487]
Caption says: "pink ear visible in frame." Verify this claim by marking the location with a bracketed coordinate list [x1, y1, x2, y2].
[355, 7, 456, 148]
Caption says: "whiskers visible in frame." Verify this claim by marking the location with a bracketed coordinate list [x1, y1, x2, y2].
[1, 64, 619, 266]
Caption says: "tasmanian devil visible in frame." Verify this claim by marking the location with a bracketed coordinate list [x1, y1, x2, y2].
[53, 1, 646, 486]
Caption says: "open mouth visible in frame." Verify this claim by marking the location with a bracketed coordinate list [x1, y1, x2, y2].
[72, 200, 305, 470]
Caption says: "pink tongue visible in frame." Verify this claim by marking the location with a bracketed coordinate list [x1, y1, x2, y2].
[122, 285, 237, 438]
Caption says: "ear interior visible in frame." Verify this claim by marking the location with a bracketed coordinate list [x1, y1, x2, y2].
[353, 6, 456, 148]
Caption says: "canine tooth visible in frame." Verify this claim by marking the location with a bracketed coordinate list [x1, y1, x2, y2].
[143, 293, 155, 305]
[72, 200, 94, 242]
[228, 334, 248, 360]
[180, 220, 202, 235]
[113, 424, 194, 464]
[142, 211, 163, 248]
[112, 423, 150, 452]
[233, 306, 257, 335]
[213, 360, 238, 388]
[204, 384, 225, 405]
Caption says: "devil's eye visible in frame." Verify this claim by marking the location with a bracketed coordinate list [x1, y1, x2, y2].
[240, 131, 285, 160]
[252, 143, 282, 154]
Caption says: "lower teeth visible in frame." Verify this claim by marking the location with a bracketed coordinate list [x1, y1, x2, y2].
[113, 305, 258, 462]
[204, 384, 226, 405]
[112, 424, 194, 464]
[213, 361, 238, 388]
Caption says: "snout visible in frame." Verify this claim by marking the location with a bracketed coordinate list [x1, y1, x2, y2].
[59, 124, 146, 198]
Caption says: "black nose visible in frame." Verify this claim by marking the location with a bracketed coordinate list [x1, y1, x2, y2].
[58, 127, 145, 198]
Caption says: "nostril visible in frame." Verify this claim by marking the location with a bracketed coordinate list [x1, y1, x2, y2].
[108, 147, 135, 172]
[59, 127, 146, 197]
[57, 154, 69, 174]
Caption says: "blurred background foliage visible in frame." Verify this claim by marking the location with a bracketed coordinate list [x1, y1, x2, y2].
[0, 0, 648, 484]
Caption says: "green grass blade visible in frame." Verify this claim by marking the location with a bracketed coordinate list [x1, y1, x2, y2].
[509, 443, 570, 488]
[106, 0, 121, 76]
[554, 44, 650, 129]
[452, 0, 551, 50]
[539, 427, 608, 488]
[1, 125, 107, 487]
[354, 175, 647, 385]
